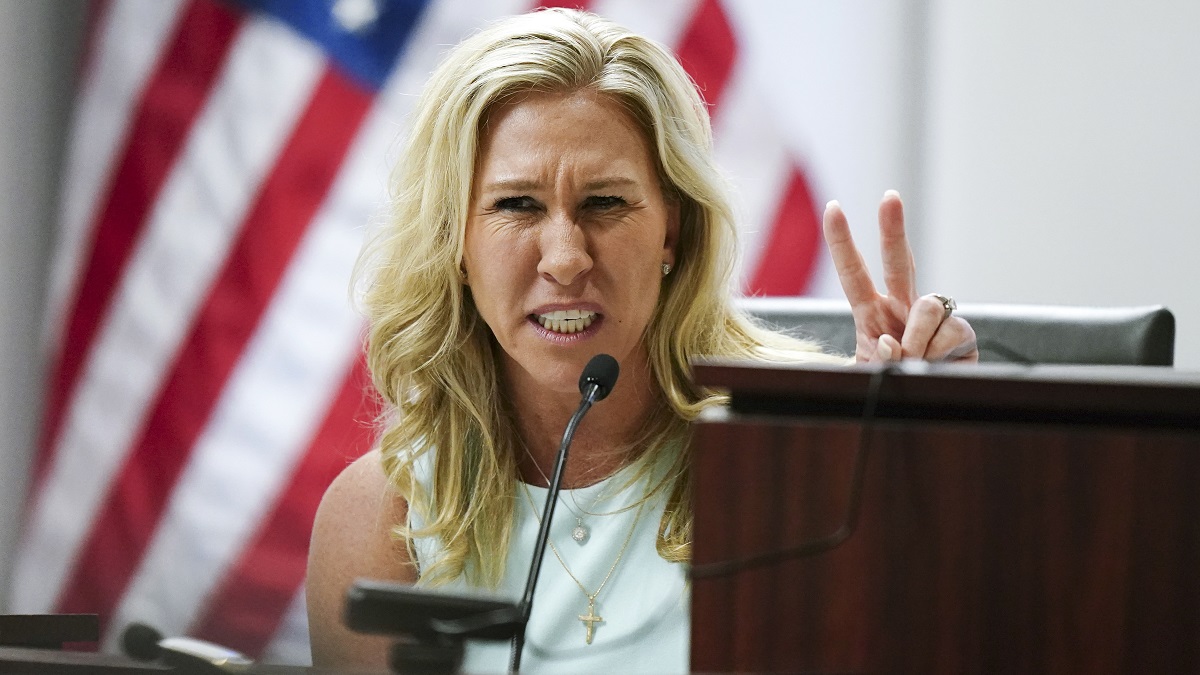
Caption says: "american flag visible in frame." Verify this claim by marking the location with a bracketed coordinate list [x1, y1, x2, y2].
[10, 0, 825, 664]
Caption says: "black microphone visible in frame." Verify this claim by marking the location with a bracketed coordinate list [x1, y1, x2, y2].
[121, 621, 253, 673]
[578, 353, 619, 403]
[121, 621, 163, 662]
[509, 354, 620, 671]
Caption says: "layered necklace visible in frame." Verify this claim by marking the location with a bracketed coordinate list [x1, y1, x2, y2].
[521, 446, 617, 545]
[519, 482, 646, 645]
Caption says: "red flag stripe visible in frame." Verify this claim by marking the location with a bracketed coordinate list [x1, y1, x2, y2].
[674, 0, 737, 114]
[535, 0, 594, 9]
[190, 359, 378, 656]
[38, 0, 242, 481]
[54, 68, 374, 630]
[45, 0, 187, 362]
[747, 167, 822, 296]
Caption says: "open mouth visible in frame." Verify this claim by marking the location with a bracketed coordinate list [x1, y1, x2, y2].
[533, 309, 598, 335]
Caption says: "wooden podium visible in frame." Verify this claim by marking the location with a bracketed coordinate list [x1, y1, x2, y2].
[690, 360, 1200, 674]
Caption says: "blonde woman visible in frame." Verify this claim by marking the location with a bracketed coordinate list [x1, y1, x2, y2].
[306, 8, 976, 672]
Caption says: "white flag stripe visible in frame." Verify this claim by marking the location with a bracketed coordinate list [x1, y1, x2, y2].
[260, 586, 311, 666]
[108, 0, 535, 646]
[591, 0, 698, 49]
[712, 63, 794, 286]
[12, 18, 326, 614]
[45, 0, 187, 349]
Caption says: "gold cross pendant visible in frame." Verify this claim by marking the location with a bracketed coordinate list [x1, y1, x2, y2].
[578, 598, 604, 645]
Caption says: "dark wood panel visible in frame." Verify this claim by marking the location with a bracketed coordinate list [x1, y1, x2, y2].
[692, 360, 1200, 428]
[692, 418, 1200, 674]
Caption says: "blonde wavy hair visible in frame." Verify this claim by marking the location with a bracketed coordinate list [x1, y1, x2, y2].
[355, 8, 843, 588]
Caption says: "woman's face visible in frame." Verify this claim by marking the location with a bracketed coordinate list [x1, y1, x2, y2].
[464, 89, 678, 398]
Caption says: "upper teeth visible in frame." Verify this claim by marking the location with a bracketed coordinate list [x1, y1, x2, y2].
[537, 310, 596, 334]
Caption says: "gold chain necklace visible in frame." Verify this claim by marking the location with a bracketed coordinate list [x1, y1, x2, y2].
[521, 445, 630, 545]
[520, 483, 646, 645]
[521, 445, 594, 544]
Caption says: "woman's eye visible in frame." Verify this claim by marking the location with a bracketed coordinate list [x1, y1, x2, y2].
[585, 195, 627, 209]
[494, 196, 538, 211]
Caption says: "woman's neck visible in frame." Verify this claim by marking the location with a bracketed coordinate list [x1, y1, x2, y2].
[505, 359, 657, 489]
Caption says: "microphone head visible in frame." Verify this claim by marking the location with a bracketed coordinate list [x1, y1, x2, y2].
[121, 622, 163, 662]
[578, 354, 620, 401]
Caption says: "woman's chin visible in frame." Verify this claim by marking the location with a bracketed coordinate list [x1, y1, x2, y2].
[501, 353, 595, 400]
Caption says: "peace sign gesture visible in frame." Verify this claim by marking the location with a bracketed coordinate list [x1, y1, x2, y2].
[823, 190, 978, 364]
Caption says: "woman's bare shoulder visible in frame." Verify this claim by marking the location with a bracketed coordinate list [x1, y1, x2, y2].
[319, 449, 400, 525]
[307, 448, 415, 668]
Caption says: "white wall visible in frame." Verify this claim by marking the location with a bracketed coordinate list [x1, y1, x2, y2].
[922, 0, 1200, 367]
[0, 0, 85, 607]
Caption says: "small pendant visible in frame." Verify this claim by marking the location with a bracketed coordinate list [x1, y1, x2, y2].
[571, 520, 589, 544]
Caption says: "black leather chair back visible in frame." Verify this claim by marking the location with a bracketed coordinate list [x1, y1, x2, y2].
[738, 297, 1176, 366]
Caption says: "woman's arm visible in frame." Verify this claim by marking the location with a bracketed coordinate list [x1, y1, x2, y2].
[306, 449, 417, 669]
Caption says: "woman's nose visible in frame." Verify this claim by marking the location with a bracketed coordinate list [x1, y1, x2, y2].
[537, 214, 592, 286]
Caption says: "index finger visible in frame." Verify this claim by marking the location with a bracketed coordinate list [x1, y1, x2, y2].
[822, 200, 877, 305]
[879, 190, 917, 305]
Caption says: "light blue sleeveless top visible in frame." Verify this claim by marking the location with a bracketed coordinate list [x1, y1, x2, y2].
[408, 451, 690, 674]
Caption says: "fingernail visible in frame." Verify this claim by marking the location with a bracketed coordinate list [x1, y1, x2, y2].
[825, 200, 840, 212]
[884, 189, 900, 199]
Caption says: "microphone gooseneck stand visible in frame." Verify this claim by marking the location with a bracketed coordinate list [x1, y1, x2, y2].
[508, 353, 619, 673]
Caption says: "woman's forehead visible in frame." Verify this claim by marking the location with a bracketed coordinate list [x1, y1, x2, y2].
[475, 90, 657, 185]
[483, 89, 644, 142]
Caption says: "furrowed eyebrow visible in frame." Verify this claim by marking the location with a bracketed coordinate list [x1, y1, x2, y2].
[582, 177, 638, 191]
[479, 177, 640, 193]
[481, 179, 542, 193]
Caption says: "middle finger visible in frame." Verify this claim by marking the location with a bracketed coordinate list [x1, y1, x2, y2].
[879, 191, 917, 306]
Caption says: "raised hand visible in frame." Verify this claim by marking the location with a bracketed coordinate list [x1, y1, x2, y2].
[823, 190, 978, 364]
